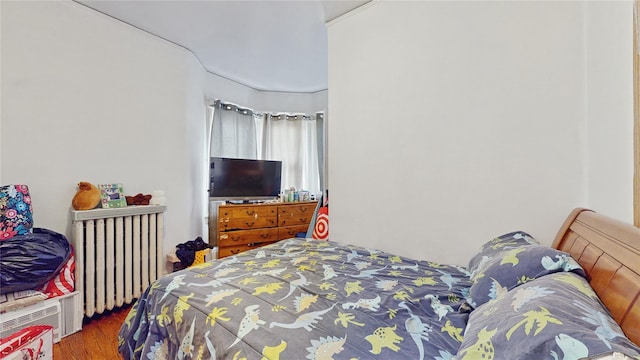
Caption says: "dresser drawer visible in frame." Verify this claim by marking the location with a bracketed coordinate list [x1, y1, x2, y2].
[219, 205, 277, 219]
[218, 228, 279, 247]
[278, 203, 316, 217]
[218, 241, 277, 258]
[219, 216, 277, 231]
[278, 225, 309, 240]
[278, 214, 312, 227]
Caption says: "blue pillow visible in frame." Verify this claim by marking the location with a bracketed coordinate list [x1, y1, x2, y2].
[455, 272, 640, 360]
[466, 246, 586, 308]
[467, 231, 539, 276]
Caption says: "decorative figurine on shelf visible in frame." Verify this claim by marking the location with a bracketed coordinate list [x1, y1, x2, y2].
[125, 193, 152, 206]
[71, 181, 101, 210]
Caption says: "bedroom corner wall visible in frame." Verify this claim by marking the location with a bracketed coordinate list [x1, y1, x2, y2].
[327, 1, 587, 265]
[584, 1, 634, 224]
[200, 75, 328, 243]
[1, 0, 328, 272]
[0, 0, 204, 272]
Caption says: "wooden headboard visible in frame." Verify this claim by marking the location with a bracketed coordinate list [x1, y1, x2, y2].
[552, 208, 640, 346]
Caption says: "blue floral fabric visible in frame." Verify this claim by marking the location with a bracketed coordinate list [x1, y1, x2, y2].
[466, 246, 586, 308]
[455, 272, 640, 360]
[0, 185, 33, 240]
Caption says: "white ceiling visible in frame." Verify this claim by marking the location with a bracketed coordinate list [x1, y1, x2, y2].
[75, 0, 370, 93]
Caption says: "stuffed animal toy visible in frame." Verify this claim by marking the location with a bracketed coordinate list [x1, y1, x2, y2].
[71, 182, 101, 210]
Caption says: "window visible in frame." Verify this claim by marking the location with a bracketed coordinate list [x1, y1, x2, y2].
[208, 101, 323, 197]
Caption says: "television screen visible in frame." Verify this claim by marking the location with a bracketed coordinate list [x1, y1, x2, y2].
[209, 157, 282, 201]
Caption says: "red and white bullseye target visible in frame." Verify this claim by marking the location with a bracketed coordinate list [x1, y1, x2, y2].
[312, 207, 329, 240]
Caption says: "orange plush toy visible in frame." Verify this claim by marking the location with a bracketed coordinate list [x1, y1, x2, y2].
[71, 182, 101, 210]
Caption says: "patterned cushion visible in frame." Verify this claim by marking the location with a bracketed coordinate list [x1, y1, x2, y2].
[455, 272, 640, 360]
[466, 246, 586, 308]
[0, 185, 34, 240]
[467, 231, 539, 276]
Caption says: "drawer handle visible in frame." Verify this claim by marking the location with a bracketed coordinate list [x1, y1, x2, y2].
[245, 221, 255, 227]
[299, 218, 306, 223]
[300, 207, 307, 212]
[231, 249, 241, 254]
[245, 209, 256, 216]
[230, 235, 241, 242]
[260, 233, 270, 239]
[220, 234, 229, 239]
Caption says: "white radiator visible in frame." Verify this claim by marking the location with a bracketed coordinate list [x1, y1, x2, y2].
[71, 205, 166, 318]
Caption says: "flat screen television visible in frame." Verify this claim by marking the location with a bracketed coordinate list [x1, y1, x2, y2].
[209, 157, 282, 201]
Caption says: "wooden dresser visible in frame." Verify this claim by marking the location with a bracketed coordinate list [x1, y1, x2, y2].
[216, 201, 317, 258]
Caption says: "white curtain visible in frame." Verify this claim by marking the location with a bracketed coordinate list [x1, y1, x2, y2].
[208, 99, 323, 196]
[209, 100, 257, 159]
[258, 114, 321, 195]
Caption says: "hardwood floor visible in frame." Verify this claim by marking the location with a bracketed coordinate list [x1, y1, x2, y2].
[53, 304, 131, 359]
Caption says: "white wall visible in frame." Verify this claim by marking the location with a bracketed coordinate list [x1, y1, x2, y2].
[0, 1, 327, 272]
[585, 1, 634, 223]
[1, 1, 202, 273]
[328, 1, 593, 265]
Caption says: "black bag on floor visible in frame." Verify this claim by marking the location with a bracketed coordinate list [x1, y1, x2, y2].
[0, 227, 71, 294]
[175, 236, 211, 267]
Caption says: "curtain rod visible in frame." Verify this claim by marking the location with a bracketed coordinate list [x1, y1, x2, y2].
[209, 99, 324, 120]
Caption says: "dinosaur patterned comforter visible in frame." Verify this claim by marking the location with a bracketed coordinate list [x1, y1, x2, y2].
[118, 238, 473, 359]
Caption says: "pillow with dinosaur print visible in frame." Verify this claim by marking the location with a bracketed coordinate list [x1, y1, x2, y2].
[455, 272, 640, 360]
[467, 231, 539, 277]
[465, 246, 586, 309]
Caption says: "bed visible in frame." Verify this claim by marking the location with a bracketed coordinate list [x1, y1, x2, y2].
[118, 208, 640, 359]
